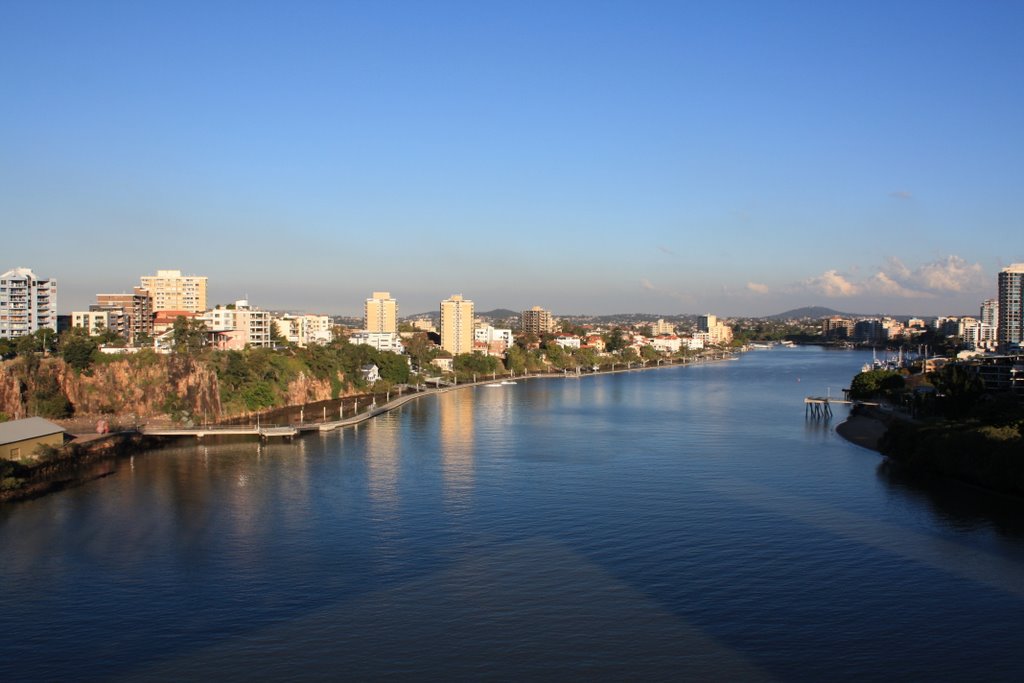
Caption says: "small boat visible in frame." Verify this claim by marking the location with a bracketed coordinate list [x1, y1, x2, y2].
[485, 383, 503, 387]
[501, 380, 517, 385]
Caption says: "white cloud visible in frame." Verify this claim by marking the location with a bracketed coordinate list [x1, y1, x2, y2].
[803, 270, 861, 297]
[795, 254, 984, 301]
[866, 271, 931, 298]
[746, 282, 769, 294]
[911, 255, 984, 292]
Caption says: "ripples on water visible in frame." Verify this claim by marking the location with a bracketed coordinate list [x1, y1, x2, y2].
[2, 348, 1023, 681]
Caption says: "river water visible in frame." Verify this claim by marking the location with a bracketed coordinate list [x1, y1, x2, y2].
[2, 347, 1023, 681]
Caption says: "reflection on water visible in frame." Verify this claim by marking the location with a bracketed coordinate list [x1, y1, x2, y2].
[366, 416, 401, 516]
[439, 390, 475, 514]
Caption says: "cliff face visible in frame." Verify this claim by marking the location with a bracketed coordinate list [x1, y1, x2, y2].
[284, 372, 334, 406]
[0, 364, 27, 419]
[0, 355, 222, 421]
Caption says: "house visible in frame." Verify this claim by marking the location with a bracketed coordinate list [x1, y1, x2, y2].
[554, 334, 581, 350]
[0, 417, 67, 461]
[360, 363, 380, 383]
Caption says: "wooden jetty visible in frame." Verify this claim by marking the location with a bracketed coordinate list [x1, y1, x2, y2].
[143, 425, 298, 441]
[804, 396, 877, 419]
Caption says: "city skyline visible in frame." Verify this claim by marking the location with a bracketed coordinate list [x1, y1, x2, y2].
[3, 2, 1022, 316]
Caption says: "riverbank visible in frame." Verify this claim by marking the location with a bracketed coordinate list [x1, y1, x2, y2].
[0, 431, 166, 504]
[835, 412, 889, 452]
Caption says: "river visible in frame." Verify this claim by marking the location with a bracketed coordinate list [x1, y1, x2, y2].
[2, 347, 1023, 681]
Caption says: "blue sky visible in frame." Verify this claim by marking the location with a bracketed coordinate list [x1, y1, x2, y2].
[2, 1, 1021, 317]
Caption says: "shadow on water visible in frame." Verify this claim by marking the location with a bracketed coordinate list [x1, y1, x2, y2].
[876, 459, 1024, 539]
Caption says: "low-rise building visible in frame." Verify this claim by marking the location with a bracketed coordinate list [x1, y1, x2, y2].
[274, 314, 333, 347]
[71, 310, 112, 336]
[650, 335, 683, 354]
[553, 334, 581, 350]
[0, 417, 66, 461]
[201, 300, 272, 348]
[360, 364, 380, 384]
[474, 325, 513, 352]
[349, 331, 405, 354]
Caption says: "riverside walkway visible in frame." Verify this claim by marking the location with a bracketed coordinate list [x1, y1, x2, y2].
[142, 425, 299, 440]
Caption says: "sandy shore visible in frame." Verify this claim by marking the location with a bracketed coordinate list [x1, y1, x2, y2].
[835, 413, 888, 452]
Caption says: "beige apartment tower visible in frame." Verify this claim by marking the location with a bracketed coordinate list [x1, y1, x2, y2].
[364, 291, 398, 333]
[440, 294, 474, 355]
[140, 269, 208, 313]
[520, 306, 555, 335]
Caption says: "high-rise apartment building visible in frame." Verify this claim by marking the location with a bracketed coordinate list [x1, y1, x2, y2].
[821, 316, 854, 340]
[520, 306, 555, 335]
[95, 288, 154, 343]
[0, 267, 57, 338]
[699, 313, 733, 345]
[981, 298, 999, 328]
[140, 269, 207, 313]
[997, 264, 1024, 348]
[440, 294, 474, 355]
[364, 291, 398, 333]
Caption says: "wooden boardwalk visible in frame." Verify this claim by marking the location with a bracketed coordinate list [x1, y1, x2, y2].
[143, 425, 298, 440]
[804, 396, 877, 419]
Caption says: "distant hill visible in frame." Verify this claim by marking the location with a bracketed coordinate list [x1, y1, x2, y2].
[477, 308, 519, 320]
[767, 306, 848, 320]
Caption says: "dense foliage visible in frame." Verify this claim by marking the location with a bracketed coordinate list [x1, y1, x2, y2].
[849, 369, 905, 400]
[210, 340, 411, 414]
[881, 417, 1024, 496]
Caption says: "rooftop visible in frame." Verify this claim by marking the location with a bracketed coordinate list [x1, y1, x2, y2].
[0, 417, 66, 446]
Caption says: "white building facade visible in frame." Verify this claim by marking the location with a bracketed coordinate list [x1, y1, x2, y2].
[201, 300, 272, 348]
[349, 331, 405, 354]
[0, 268, 57, 338]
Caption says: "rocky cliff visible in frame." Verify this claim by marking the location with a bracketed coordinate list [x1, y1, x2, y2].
[0, 355, 222, 421]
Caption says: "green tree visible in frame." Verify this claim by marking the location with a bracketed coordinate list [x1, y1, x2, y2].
[15, 335, 36, 358]
[640, 345, 661, 361]
[454, 352, 500, 377]
[171, 317, 208, 355]
[0, 338, 15, 360]
[505, 345, 528, 374]
[133, 331, 153, 349]
[543, 342, 569, 369]
[929, 364, 986, 418]
[28, 372, 72, 419]
[377, 351, 411, 384]
[404, 332, 439, 369]
[849, 369, 905, 400]
[605, 328, 627, 352]
[60, 328, 99, 371]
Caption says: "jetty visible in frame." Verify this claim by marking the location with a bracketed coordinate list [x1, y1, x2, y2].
[143, 425, 298, 441]
[804, 396, 878, 419]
